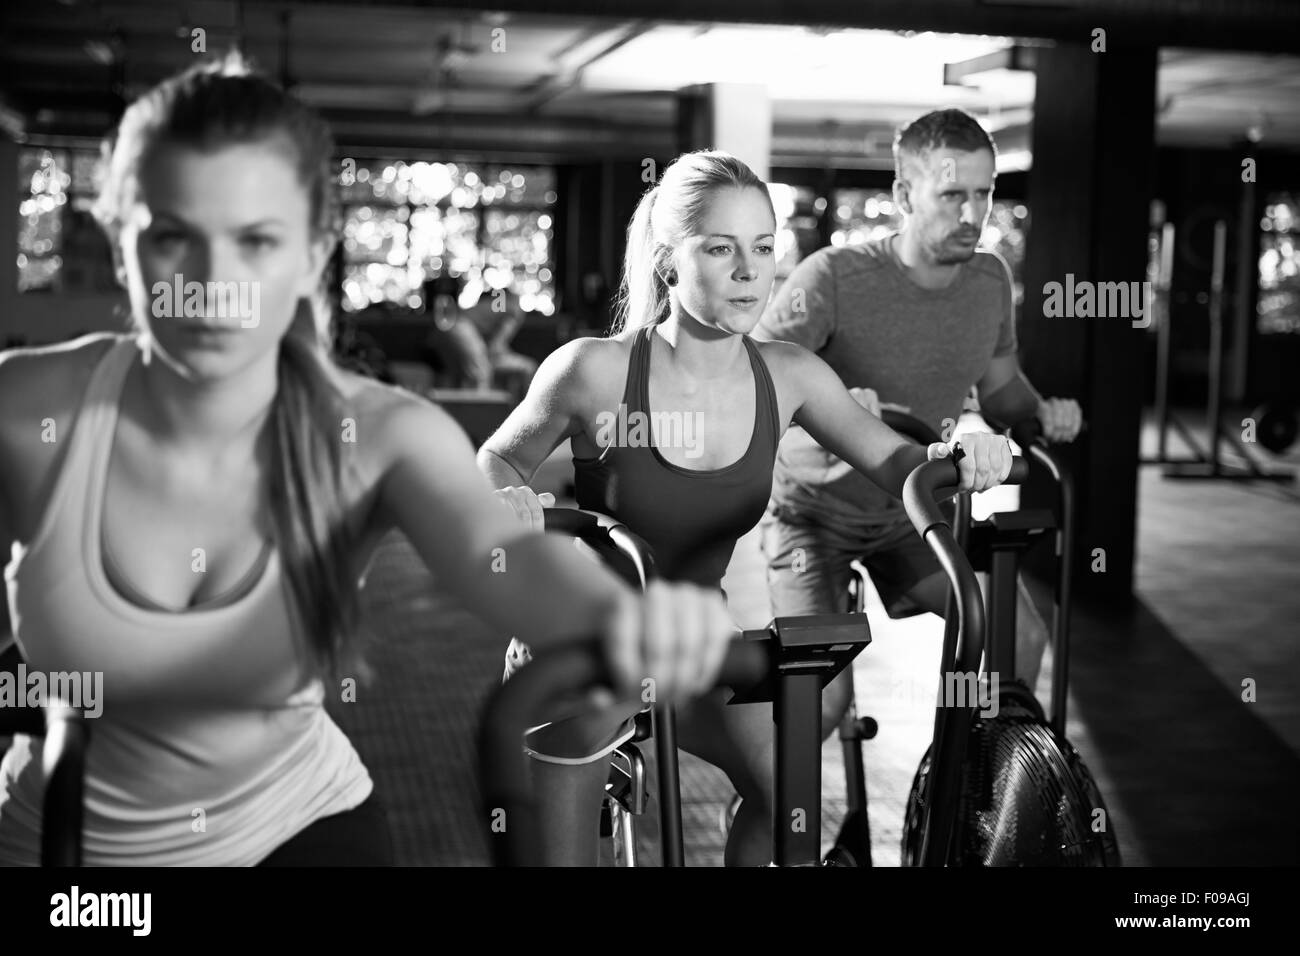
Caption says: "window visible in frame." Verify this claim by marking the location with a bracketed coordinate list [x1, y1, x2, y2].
[339, 160, 557, 316]
[1259, 195, 1299, 335]
[982, 201, 1031, 307]
[16, 146, 115, 293]
[14, 147, 560, 316]
[830, 188, 900, 248]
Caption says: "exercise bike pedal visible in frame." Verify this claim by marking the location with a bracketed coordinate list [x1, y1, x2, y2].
[839, 714, 878, 741]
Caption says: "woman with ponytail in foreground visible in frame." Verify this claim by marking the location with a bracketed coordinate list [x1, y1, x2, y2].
[480, 150, 1015, 866]
[0, 58, 737, 866]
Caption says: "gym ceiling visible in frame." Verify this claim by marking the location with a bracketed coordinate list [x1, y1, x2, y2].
[1, 0, 1298, 164]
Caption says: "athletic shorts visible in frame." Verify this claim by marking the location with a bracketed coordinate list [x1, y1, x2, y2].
[256, 794, 394, 866]
[502, 639, 642, 765]
[758, 501, 950, 619]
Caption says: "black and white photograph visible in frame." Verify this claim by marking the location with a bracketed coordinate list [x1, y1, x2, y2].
[0, 0, 1295, 934]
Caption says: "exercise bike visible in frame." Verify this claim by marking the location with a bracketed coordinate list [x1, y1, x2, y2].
[480, 448, 1095, 866]
[506, 507, 882, 866]
[898, 414, 1121, 866]
[0, 643, 89, 866]
[530, 506, 681, 866]
[823, 409, 945, 867]
[828, 410, 1120, 866]
[525, 507, 873, 867]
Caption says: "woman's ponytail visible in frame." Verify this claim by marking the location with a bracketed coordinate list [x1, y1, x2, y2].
[268, 299, 368, 682]
[612, 185, 670, 334]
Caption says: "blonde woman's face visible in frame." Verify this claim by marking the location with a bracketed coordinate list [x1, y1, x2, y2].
[117, 138, 328, 381]
[672, 186, 776, 335]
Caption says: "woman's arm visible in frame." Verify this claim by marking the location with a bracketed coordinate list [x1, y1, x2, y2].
[372, 395, 736, 696]
[476, 337, 599, 488]
[377, 397, 622, 647]
[779, 344, 1011, 496]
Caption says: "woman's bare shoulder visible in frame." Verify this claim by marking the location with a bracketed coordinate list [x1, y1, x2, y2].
[751, 335, 818, 390]
[750, 335, 807, 369]
[537, 331, 630, 372]
[0, 332, 122, 391]
[0, 333, 126, 541]
[333, 365, 415, 413]
[331, 367, 468, 456]
[331, 368, 440, 459]
[0, 333, 124, 427]
[541, 331, 633, 400]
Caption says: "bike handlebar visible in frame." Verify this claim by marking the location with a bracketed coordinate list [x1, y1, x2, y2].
[879, 408, 943, 447]
[542, 507, 659, 590]
[478, 636, 769, 867]
[901, 453, 1026, 867]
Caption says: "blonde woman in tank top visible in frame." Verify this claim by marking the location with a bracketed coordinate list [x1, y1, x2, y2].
[484, 152, 1017, 865]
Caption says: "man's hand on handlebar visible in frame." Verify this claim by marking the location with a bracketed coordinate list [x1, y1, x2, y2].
[1036, 397, 1084, 444]
[602, 581, 737, 704]
[493, 486, 555, 531]
[927, 431, 1014, 494]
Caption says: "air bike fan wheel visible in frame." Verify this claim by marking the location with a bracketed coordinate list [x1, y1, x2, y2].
[901, 681, 1121, 867]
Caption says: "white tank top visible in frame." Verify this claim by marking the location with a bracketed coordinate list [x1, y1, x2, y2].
[1, 336, 372, 865]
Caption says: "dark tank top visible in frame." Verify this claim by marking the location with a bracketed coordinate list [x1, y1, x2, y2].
[573, 323, 781, 589]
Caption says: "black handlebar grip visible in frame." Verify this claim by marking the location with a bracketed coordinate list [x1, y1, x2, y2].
[542, 507, 600, 535]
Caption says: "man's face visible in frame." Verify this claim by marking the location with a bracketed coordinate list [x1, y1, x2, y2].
[895, 147, 995, 265]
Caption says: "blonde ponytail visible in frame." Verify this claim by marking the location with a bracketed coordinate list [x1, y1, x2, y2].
[612, 186, 671, 334]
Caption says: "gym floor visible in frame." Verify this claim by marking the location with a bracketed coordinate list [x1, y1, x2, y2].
[331, 413, 1300, 865]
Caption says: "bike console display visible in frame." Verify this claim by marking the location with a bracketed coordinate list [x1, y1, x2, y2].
[726, 614, 871, 706]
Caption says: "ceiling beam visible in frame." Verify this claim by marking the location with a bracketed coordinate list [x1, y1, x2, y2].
[522, 20, 655, 112]
[252, 0, 1300, 55]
